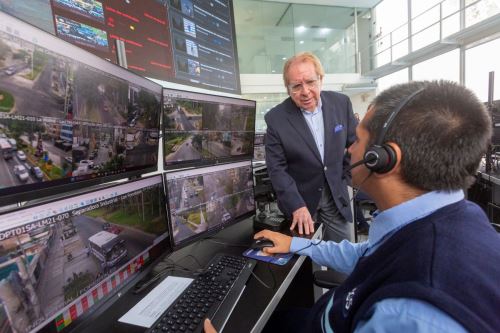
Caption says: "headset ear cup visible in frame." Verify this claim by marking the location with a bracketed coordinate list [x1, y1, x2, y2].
[364, 144, 397, 173]
[376, 144, 397, 173]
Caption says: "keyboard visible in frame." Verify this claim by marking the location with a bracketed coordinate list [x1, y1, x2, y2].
[147, 254, 256, 333]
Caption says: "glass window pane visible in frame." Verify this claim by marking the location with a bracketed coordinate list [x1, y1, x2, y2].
[412, 0, 442, 17]
[233, 0, 362, 74]
[242, 93, 289, 131]
[465, 0, 500, 27]
[233, 0, 294, 74]
[373, 0, 408, 66]
[412, 49, 459, 82]
[376, 68, 409, 93]
[465, 37, 500, 102]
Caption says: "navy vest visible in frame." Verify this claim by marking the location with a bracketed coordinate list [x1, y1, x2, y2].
[307, 200, 500, 333]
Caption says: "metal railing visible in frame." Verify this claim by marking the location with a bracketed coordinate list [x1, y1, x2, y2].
[360, 0, 497, 74]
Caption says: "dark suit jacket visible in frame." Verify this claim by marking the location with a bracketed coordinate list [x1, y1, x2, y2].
[264, 91, 357, 222]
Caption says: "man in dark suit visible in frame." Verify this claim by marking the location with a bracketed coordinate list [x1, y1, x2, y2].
[264, 52, 357, 241]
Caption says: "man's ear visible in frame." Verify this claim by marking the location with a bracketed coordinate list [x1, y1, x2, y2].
[385, 142, 402, 174]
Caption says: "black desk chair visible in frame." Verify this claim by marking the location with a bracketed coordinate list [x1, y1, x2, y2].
[313, 270, 344, 289]
[313, 192, 376, 289]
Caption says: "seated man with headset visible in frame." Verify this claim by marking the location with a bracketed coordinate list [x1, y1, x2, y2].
[204, 80, 500, 333]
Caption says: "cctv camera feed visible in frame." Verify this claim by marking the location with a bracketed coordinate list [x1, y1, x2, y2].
[253, 132, 265, 162]
[0, 175, 169, 333]
[163, 88, 256, 169]
[0, 13, 161, 202]
[164, 160, 255, 248]
[1, 0, 241, 93]
[0, 0, 55, 34]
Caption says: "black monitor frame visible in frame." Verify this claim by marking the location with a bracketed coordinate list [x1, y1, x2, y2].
[0, 174, 171, 333]
[0, 12, 162, 205]
[162, 87, 256, 171]
[163, 160, 255, 250]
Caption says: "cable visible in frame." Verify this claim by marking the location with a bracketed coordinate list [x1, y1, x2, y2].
[266, 262, 277, 289]
[134, 252, 207, 294]
[206, 238, 249, 248]
[250, 271, 273, 289]
[350, 171, 373, 203]
[291, 228, 325, 253]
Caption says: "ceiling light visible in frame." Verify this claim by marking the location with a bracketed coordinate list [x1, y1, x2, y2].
[299, 40, 304, 44]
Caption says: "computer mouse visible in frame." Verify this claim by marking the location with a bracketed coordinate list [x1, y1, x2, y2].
[251, 237, 274, 250]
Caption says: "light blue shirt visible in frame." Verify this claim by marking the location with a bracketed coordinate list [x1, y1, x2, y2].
[301, 99, 325, 163]
[290, 190, 468, 333]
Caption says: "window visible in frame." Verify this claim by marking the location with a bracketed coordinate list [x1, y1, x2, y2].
[377, 68, 409, 93]
[412, 49, 459, 82]
[465, 38, 500, 102]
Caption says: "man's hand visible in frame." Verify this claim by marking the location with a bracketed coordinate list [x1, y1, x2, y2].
[204, 319, 217, 333]
[290, 206, 315, 235]
[254, 230, 292, 254]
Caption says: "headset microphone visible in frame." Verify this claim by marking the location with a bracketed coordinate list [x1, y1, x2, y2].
[343, 155, 377, 177]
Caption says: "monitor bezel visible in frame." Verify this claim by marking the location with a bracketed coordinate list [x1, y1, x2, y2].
[0, 12, 163, 205]
[162, 87, 256, 171]
[0, 173, 172, 333]
[163, 161, 255, 251]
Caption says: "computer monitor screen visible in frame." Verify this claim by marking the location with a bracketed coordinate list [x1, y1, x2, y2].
[489, 100, 500, 145]
[0, 0, 241, 94]
[166, 0, 241, 93]
[0, 12, 162, 204]
[253, 132, 265, 163]
[0, 175, 170, 333]
[164, 160, 255, 249]
[163, 88, 256, 169]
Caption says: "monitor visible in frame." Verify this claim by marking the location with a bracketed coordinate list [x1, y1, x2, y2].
[163, 88, 256, 169]
[0, 12, 162, 204]
[489, 100, 500, 146]
[0, 0, 241, 94]
[0, 174, 170, 333]
[164, 160, 255, 249]
[253, 132, 266, 163]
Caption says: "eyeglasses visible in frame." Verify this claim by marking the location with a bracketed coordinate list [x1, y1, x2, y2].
[288, 77, 320, 94]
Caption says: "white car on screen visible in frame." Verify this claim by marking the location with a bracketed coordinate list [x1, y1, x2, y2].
[13, 165, 29, 182]
[16, 150, 26, 161]
[78, 159, 94, 169]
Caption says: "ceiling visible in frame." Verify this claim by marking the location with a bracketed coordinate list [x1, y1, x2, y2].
[260, 0, 382, 8]
[233, 1, 368, 29]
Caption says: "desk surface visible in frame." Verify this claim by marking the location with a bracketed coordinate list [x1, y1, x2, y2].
[76, 219, 317, 333]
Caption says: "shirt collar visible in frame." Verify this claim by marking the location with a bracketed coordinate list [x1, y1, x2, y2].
[368, 190, 464, 248]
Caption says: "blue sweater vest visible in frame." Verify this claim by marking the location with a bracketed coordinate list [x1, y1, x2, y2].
[307, 200, 500, 333]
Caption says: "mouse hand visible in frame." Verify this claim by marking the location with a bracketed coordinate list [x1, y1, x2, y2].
[254, 230, 292, 254]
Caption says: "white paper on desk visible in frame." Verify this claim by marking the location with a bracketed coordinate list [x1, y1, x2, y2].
[118, 276, 193, 328]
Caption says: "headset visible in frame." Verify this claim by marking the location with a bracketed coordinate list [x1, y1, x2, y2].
[346, 88, 425, 174]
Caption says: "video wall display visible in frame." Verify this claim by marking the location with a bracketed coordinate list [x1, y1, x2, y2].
[0, 12, 161, 204]
[0, 175, 169, 333]
[164, 160, 255, 248]
[0, 0, 241, 94]
[163, 88, 256, 169]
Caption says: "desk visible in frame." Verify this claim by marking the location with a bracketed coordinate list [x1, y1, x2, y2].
[75, 219, 320, 333]
[468, 171, 500, 230]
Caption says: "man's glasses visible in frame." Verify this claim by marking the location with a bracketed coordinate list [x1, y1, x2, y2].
[288, 77, 320, 94]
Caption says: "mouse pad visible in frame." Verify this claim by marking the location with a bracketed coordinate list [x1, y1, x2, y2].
[242, 248, 294, 265]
